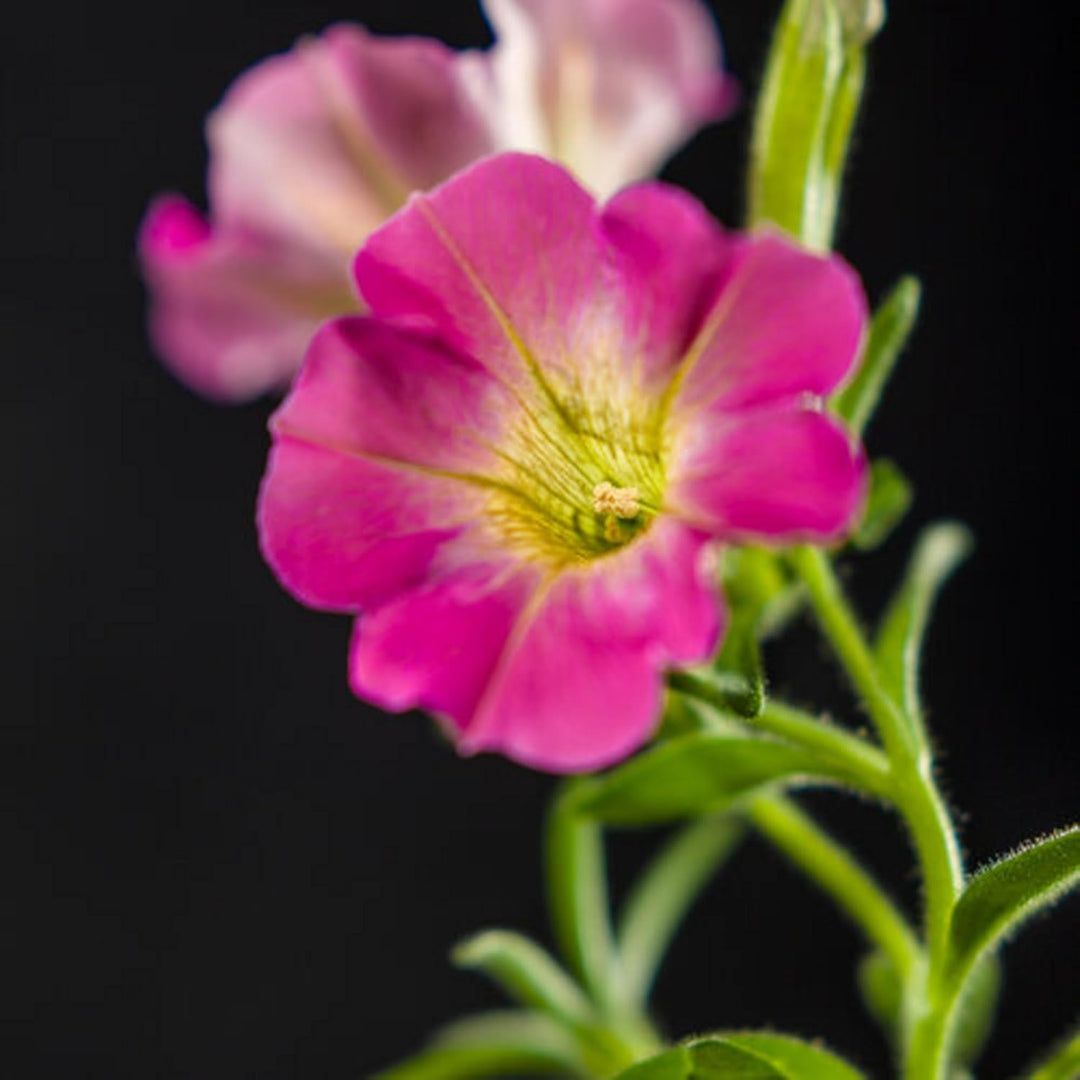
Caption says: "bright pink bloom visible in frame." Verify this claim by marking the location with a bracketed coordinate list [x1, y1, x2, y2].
[258, 154, 868, 773]
[140, 2, 735, 402]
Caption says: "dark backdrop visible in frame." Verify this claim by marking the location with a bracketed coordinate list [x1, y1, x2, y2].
[6, 1, 1077, 1076]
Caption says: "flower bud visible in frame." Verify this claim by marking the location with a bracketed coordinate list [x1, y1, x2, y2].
[836, 0, 886, 45]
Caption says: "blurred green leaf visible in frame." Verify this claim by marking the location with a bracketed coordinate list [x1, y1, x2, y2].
[373, 1010, 585, 1079]
[577, 732, 858, 826]
[545, 782, 621, 1011]
[617, 816, 744, 1005]
[615, 1033, 866, 1079]
[856, 950, 902, 1039]
[874, 522, 973, 732]
[452, 931, 594, 1032]
[1026, 1028, 1080, 1080]
[951, 953, 1002, 1068]
[852, 460, 912, 551]
[946, 826, 1080, 987]
[834, 276, 922, 437]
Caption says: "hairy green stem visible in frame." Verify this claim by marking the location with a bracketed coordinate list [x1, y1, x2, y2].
[668, 671, 891, 799]
[789, 546, 965, 1079]
[748, 794, 920, 978]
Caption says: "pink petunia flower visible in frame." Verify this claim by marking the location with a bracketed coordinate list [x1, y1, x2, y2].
[139, 0, 736, 402]
[257, 154, 868, 774]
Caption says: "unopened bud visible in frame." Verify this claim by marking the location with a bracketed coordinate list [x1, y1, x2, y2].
[836, 0, 886, 45]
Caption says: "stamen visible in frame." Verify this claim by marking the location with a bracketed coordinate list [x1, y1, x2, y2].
[592, 482, 641, 519]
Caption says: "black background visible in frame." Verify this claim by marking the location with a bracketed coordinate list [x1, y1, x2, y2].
[6, 1, 1078, 1076]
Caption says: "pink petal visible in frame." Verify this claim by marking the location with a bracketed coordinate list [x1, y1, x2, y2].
[597, 182, 737, 384]
[258, 315, 516, 611]
[672, 231, 868, 417]
[207, 36, 386, 258]
[670, 407, 868, 542]
[138, 196, 356, 401]
[354, 153, 604, 388]
[319, 26, 494, 192]
[462, 520, 722, 772]
[270, 316, 511, 474]
[478, 0, 735, 195]
[349, 563, 541, 729]
[258, 438, 483, 613]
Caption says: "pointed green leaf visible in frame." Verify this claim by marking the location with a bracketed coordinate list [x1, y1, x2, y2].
[452, 930, 594, 1032]
[615, 1035, 866, 1080]
[544, 782, 621, 1011]
[946, 826, 1080, 986]
[852, 460, 912, 551]
[1027, 1028, 1080, 1080]
[373, 1011, 585, 1079]
[874, 522, 973, 731]
[577, 732, 860, 826]
[834, 276, 922, 436]
[617, 816, 744, 1005]
[690, 1034, 866, 1079]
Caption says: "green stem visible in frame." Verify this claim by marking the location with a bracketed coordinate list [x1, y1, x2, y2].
[747, 794, 920, 979]
[753, 700, 893, 798]
[789, 546, 965, 1079]
[669, 671, 891, 799]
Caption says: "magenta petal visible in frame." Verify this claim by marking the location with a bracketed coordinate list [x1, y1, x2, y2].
[138, 196, 355, 401]
[270, 316, 510, 473]
[671, 407, 868, 542]
[463, 521, 722, 773]
[674, 232, 868, 415]
[258, 437, 482, 612]
[354, 154, 603, 386]
[349, 564, 540, 729]
[598, 182, 736, 382]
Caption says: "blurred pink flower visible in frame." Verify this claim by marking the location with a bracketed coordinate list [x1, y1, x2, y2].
[257, 154, 868, 773]
[139, 1, 735, 402]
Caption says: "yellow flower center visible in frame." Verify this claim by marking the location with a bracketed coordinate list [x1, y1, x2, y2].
[483, 375, 666, 567]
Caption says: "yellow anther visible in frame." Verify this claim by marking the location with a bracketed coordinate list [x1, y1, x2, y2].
[592, 481, 641, 519]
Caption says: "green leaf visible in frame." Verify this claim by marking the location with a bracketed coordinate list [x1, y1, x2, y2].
[373, 1011, 585, 1079]
[545, 782, 621, 1011]
[951, 953, 1002, 1067]
[856, 950, 902, 1038]
[874, 522, 973, 731]
[616, 816, 744, 1005]
[691, 1035, 866, 1079]
[613, 1047, 692, 1080]
[452, 930, 594, 1032]
[834, 276, 922, 437]
[1027, 1028, 1080, 1080]
[852, 460, 912, 551]
[946, 826, 1080, 987]
[616, 1034, 866, 1079]
[577, 732, 859, 826]
[748, 0, 857, 249]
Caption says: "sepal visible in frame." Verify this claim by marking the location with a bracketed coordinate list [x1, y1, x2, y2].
[851, 459, 912, 551]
